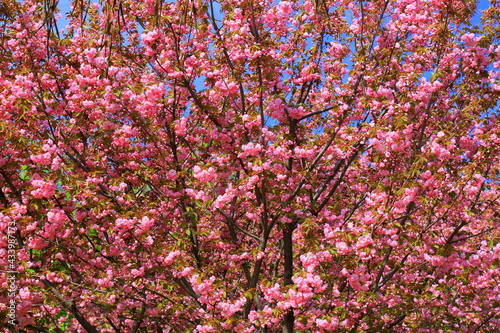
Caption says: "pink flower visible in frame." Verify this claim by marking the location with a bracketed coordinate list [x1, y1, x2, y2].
[238, 142, 262, 158]
[166, 169, 177, 180]
[194, 325, 215, 333]
[137, 216, 154, 233]
[216, 296, 246, 317]
[262, 283, 284, 302]
[47, 209, 69, 225]
[193, 165, 215, 182]
[293, 273, 326, 293]
[131, 267, 144, 277]
[174, 118, 187, 136]
[51, 156, 62, 170]
[316, 317, 339, 330]
[336, 242, 350, 255]
[31, 176, 56, 198]
[28, 237, 49, 250]
[300, 252, 320, 272]
[116, 218, 136, 232]
[164, 251, 180, 265]
[190, 275, 216, 295]
[268, 98, 287, 122]
[97, 278, 114, 288]
[141, 30, 159, 44]
[31, 152, 51, 165]
[356, 234, 374, 249]
[461, 33, 480, 45]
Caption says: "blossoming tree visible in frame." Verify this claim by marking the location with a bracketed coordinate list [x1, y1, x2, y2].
[1, 0, 500, 331]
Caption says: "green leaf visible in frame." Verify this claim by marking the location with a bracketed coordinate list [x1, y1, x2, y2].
[88, 228, 98, 236]
[244, 290, 253, 300]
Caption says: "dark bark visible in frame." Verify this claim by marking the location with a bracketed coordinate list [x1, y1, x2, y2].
[41, 279, 100, 333]
[282, 222, 296, 333]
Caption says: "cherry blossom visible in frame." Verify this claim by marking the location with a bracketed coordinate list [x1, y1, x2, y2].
[0, 0, 499, 332]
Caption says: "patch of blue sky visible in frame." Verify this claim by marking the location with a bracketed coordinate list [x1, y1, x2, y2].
[183, 101, 192, 117]
[55, 0, 72, 32]
[210, 0, 224, 21]
[265, 115, 279, 128]
[192, 75, 208, 90]
[471, 0, 490, 26]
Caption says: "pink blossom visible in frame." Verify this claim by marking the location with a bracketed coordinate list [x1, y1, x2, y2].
[164, 251, 180, 265]
[316, 317, 339, 330]
[336, 241, 350, 255]
[461, 33, 480, 45]
[31, 176, 56, 198]
[194, 325, 215, 333]
[131, 267, 145, 277]
[137, 216, 154, 233]
[356, 234, 374, 249]
[216, 296, 246, 317]
[115, 218, 136, 232]
[193, 165, 216, 182]
[262, 283, 284, 302]
[238, 142, 262, 158]
[31, 152, 51, 165]
[141, 30, 160, 44]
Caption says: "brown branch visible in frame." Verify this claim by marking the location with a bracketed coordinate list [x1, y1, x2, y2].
[282, 220, 297, 333]
[371, 246, 393, 291]
[41, 279, 100, 333]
